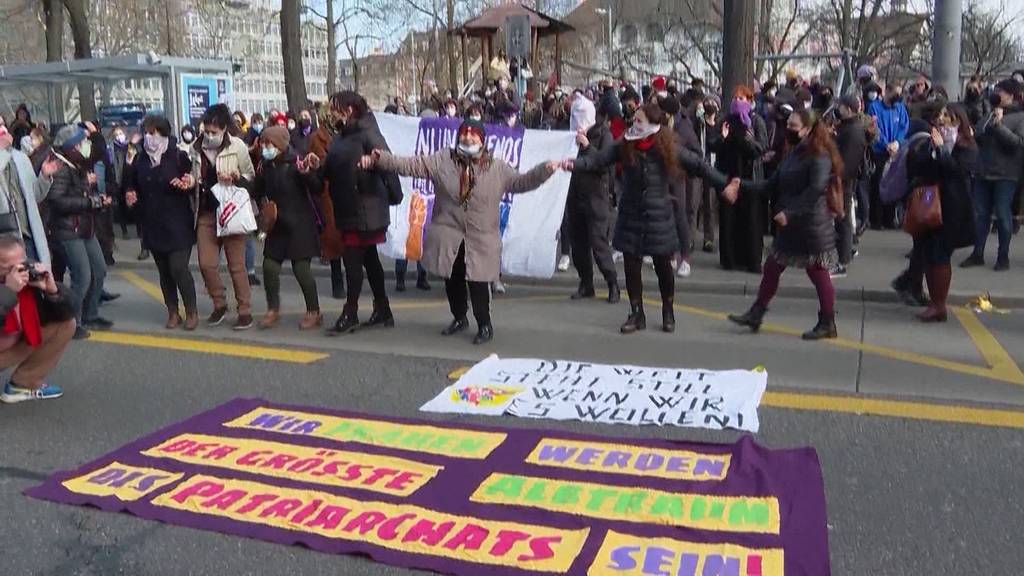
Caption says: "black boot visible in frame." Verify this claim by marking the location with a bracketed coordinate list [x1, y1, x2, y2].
[473, 323, 494, 345]
[728, 303, 767, 333]
[606, 282, 620, 304]
[442, 316, 469, 336]
[330, 261, 345, 300]
[620, 302, 646, 334]
[570, 283, 595, 300]
[363, 299, 395, 328]
[662, 300, 675, 333]
[416, 270, 431, 290]
[802, 312, 838, 340]
[326, 308, 359, 336]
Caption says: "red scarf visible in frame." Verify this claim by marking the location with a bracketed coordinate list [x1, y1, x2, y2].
[2, 289, 41, 347]
[634, 136, 656, 151]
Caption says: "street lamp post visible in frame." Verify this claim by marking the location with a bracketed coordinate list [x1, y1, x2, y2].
[595, 6, 613, 72]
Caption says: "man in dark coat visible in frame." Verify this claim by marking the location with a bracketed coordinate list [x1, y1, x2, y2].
[834, 94, 871, 270]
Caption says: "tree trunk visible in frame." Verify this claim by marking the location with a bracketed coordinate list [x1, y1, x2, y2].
[63, 0, 97, 122]
[44, 0, 64, 62]
[326, 0, 337, 94]
[280, 0, 309, 113]
[721, 0, 754, 102]
[431, 0, 441, 88]
[446, 0, 457, 93]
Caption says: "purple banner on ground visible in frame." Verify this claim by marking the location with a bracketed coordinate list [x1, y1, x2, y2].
[25, 398, 830, 575]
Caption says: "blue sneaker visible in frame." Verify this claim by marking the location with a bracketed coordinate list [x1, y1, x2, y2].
[0, 382, 64, 404]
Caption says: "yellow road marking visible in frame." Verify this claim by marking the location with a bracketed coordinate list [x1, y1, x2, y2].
[952, 307, 1024, 384]
[763, 391, 1024, 429]
[648, 298, 1024, 386]
[119, 271, 168, 305]
[87, 331, 328, 364]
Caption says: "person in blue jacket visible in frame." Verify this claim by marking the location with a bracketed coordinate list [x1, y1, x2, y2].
[866, 82, 909, 229]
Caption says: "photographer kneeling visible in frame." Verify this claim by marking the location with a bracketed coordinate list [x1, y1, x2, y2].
[0, 237, 76, 403]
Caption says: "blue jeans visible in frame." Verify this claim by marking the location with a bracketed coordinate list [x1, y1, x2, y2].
[61, 236, 107, 322]
[245, 236, 256, 274]
[972, 179, 1015, 263]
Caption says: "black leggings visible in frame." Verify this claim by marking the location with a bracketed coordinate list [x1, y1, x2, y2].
[623, 253, 674, 304]
[153, 248, 197, 312]
[446, 243, 491, 327]
[342, 245, 387, 313]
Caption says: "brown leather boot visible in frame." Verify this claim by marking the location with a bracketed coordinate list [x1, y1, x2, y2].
[918, 264, 951, 322]
[165, 309, 182, 329]
[299, 311, 323, 330]
[259, 309, 280, 329]
[183, 310, 199, 331]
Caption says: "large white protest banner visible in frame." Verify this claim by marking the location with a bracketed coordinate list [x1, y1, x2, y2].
[375, 113, 576, 278]
[420, 355, 768, 432]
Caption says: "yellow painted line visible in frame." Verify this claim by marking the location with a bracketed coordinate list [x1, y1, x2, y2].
[87, 331, 328, 364]
[119, 271, 167, 305]
[952, 307, 1024, 383]
[763, 391, 1024, 429]
[653, 298, 1024, 386]
[446, 364, 1024, 429]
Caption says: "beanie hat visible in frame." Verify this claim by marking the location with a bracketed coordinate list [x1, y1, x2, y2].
[651, 76, 667, 92]
[261, 125, 290, 151]
[658, 94, 681, 116]
[54, 125, 87, 150]
[621, 85, 641, 104]
[995, 78, 1024, 98]
[458, 118, 486, 140]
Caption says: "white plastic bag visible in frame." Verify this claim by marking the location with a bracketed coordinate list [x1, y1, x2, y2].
[211, 184, 257, 237]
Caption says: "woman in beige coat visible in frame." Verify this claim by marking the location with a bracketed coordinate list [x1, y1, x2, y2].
[364, 119, 559, 344]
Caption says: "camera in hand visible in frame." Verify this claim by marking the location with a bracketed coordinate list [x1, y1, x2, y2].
[24, 261, 45, 282]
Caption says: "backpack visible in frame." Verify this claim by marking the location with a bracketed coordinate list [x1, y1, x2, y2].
[879, 132, 930, 205]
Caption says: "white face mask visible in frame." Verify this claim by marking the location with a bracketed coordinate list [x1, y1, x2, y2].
[446, 107, 457, 117]
[457, 142, 482, 158]
[203, 131, 224, 149]
[114, 133, 127, 145]
[287, 120, 296, 131]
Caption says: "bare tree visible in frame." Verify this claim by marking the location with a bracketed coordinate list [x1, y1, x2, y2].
[960, 0, 1023, 79]
[281, 0, 309, 112]
[63, 0, 97, 121]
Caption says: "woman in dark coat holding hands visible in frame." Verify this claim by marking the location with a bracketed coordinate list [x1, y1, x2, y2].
[565, 103, 737, 334]
[725, 109, 843, 340]
[124, 115, 197, 330]
[315, 91, 402, 335]
[253, 125, 322, 330]
[904, 103, 978, 322]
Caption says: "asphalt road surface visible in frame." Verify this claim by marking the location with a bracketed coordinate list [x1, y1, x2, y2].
[1, 268, 1022, 575]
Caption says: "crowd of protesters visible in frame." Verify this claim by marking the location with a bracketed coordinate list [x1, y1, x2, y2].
[0, 59, 1021, 402]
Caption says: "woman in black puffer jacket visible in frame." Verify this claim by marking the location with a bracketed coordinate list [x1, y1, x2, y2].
[569, 103, 733, 334]
[318, 91, 402, 335]
[726, 109, 843, 340]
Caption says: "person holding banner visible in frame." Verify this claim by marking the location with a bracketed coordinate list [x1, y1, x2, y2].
[564, 103, 737, 335]
[363, 119, 560, 345]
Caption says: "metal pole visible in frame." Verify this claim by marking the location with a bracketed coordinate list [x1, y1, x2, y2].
[932, 0, 962, 100]
[607, 8, 613, 73]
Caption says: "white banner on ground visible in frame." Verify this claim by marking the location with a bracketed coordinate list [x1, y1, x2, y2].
[420, 355, 768, 432]
[375, 113, 576, 278]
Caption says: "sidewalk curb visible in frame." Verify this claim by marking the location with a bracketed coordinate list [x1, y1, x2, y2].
[110, 260, 1024, 308]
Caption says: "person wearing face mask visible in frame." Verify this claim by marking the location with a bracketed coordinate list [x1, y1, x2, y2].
[897, 104, 979, 322]
[443, 100, 460, 119]
[316, 91, 401, 336]
[708, 85, 769, 274]
[866, 82, 909, 229]
[290, 109, 315, 157]
[123, 115, 198, 330]
[723, 109, 844, 340]
[232, 111, 248, 138]
[45, 125, 115, 339]
[244, 113, 265, 147]
[308, 102, 346, 300]
[567, 94, 619, 303]
[961, 78, 1024, 271]
[961, 76, 990, 125]
[0, 125, 56, 270]
[367, 119, 560, 345]
[250, 126, 323, 330]
[178, 125, 196, 153]
[188, 103, 257, 330]
[107, 125, 135, 245]
[565, 103, 738, 334]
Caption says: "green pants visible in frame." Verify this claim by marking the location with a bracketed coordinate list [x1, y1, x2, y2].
[263, 258, 320, 312]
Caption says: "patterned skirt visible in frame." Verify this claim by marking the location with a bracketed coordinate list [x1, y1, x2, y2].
[766, 246, 839, 269]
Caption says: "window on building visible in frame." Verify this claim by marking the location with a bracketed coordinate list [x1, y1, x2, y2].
[621, 25, 638, 46]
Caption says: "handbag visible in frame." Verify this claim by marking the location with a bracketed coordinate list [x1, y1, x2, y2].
[211, 184, 258, 237]
[257, 198, 278, 234]
[902, 184, 942, 238]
